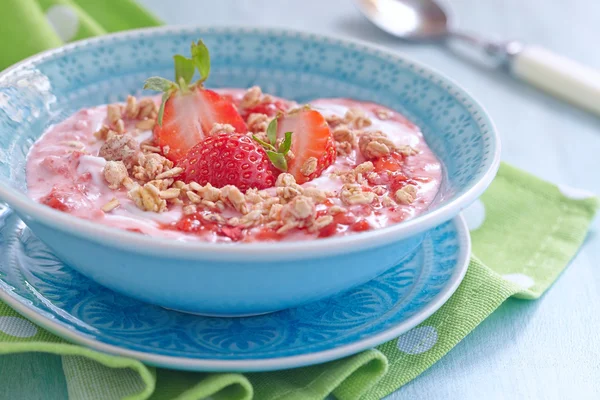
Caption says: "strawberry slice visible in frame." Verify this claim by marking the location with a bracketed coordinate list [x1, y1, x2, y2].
[276, 108, 336, 184]
[155, 88, 246, 162]
[144, 40, 247, 162]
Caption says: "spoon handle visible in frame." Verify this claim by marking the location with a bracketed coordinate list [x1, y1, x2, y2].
[449, 32, 600, 115]
[510, 46, 600, 115]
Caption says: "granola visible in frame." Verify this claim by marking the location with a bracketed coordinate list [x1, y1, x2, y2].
[103, 161, 129, 190]
[247, 113, 270, 133]
[340, 184, 376, 205]
[344, 108, 372, 129]
[101, 198, 120, 213]
[358, 131, 396, 160]
[240, 86, 264, 109]
[29, 90, 442, 243]
[394, 184, 418, 205]
[99, 133, 141, 169]
[209, 123, 236, 136]
[300, 157, 318, 177]
[128, 183, 167, 212]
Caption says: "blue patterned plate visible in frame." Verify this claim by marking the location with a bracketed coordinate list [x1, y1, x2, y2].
[0, 203, 469, 371]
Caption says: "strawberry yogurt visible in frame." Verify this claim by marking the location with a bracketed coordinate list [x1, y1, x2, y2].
[26, 87, 442, 243]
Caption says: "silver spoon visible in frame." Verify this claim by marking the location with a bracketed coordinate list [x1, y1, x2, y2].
[356, 0, 600, 116]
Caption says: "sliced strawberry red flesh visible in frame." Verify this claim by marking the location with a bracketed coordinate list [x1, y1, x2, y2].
[214, 88, 296, 122]
[40, 184, 91, 212]
[276, 109, 336, 184]
[196, 89, 247, 132]
[169, 212, 245, 242]
[154, 88, 247, 162]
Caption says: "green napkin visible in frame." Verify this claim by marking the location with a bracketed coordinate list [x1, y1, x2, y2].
[0, 2, 599, 399]
[0, 0, 161, 70]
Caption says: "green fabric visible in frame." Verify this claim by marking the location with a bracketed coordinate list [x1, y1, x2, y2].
[0, 3, 598, 399]
[1, 164, 597, 400]
[0, 0, 161, 70]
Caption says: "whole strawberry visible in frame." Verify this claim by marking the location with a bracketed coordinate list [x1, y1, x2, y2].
[178, 133, 278, 192]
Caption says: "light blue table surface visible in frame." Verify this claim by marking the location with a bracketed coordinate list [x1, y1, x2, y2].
[3, 0, 599, 399]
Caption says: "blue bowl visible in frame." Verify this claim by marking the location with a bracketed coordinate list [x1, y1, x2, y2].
[0, 27, 499, 316]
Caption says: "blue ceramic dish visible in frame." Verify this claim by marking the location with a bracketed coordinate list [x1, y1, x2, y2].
[0, 27, 499, 316]
[0, 205, 470, 371]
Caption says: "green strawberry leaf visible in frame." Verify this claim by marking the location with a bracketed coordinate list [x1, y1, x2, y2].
[266, 151, 288, 172]
[191, 40, 210, 82]
[144, 39, 211, 105]
[145, 39, 213, 127]
[157, 91, 170, 126]
[173, 55, 195, 87]
[252, 135, 276, 151]
[267, 118, 278, 146]
[278, 131, 293, 154]
[254, 122, 293, 171]
[143, 76, 175, 92]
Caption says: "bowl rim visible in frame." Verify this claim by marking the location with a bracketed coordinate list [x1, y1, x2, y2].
[0, 26, 500, 260]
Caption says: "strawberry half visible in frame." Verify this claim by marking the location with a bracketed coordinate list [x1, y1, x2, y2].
[143, 40, 247, 162]
[156, 88, 246, 161]
[276, 108, 336, 184]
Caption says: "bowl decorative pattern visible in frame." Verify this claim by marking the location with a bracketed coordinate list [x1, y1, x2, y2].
[0, 27, 498, 315]
[0, 27, 495, 198]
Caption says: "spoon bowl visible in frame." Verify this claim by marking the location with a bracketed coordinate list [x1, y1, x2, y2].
[356, 0, 449, 40]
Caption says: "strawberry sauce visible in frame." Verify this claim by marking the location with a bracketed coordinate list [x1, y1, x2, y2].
[26, 90, 442, 243]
